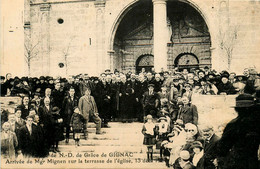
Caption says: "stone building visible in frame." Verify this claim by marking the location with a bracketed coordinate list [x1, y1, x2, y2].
[1, 0, 260, 77]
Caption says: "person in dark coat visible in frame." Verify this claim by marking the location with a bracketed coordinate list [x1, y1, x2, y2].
[79, 74, 95, 97]
[217, 75, 237, 95]
[196, 124, 220, 169]
[37, 76, 47, 97]
[38, 97, 54, 152]
[52, 82, 64, 109]
[39, 88, 54, 106]
[176, 96, 198, 125]
[61, 87, 78, 143]
[70, 107, 85, 146]
[215, 93, 260, 169]
[96, 78, 111, 127]
[51, 107, 64, 152]
[142, 84, 160, 119]
[18, 116, 38, 157]
[17, 96, 31, 119]
[32, 114, 49, 157]
[0, 76, 7, 96]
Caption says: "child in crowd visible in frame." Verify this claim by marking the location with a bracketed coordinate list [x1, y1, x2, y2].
[156, 116, 170, 162]
[70, 107, 85, 147]
[142, 114, 156, 162]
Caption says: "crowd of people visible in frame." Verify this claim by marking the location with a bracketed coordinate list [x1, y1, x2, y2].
[1, 66, 260, 168]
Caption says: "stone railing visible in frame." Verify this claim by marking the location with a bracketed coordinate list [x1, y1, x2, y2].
[0, 97, 22, 113]
[192, 94, 238, 129]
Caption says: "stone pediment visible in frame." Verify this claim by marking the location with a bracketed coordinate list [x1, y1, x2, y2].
[124, 23, 153, 40]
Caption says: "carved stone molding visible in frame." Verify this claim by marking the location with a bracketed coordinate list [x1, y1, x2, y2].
[40, 4, 51, 11]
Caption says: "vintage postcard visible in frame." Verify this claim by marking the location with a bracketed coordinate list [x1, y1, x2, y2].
[1, 0, 259, 169]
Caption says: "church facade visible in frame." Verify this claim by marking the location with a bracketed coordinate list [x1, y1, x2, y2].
[1, 0, 260, 76]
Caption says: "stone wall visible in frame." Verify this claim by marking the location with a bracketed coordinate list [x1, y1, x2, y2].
[1, 0, 260, 77]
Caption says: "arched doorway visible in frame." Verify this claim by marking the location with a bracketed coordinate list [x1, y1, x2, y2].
[136, 55, 154, 73]
[174, 53, 199, 71]
[110, 0, 211, 72]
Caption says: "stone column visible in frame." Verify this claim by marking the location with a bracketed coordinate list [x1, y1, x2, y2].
[153, 0, 168, 72]
[95, 0, 106, 74]
[107, 50, 115, 71]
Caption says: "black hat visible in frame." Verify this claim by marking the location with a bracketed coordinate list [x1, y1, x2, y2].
[200, 77, 207, 82]
[233, 93, 255, 108]
[39, 76, 45, 80]
[52, 107, 60, 114]
[204, 66, 209, 70]
[235, 75, 246, 81]
[221, 73, 229, 79]
[190, 141, 203, 149]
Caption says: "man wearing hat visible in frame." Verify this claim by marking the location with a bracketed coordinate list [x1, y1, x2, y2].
[142, 84, 160, 119]
[215, 93, 260, 169]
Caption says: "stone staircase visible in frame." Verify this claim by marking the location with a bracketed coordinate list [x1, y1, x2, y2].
[58, 122, 168, 168]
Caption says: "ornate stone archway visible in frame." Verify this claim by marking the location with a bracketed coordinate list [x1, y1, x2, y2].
[108, 0, 213, 72]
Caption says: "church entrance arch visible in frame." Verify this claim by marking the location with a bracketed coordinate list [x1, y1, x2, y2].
[110, 0, 212, 72]
[174, 53, 199, 71]
[136, 54, 154, 73]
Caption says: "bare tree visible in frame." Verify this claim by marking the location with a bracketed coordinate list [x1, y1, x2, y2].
[62, 36, 75, 76]
[24, 37, 40, 76]
[218, 25, 239, 70]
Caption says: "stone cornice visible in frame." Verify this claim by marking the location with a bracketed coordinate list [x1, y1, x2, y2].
[94, 0, 106, 8]
[31, 0, 95, 6]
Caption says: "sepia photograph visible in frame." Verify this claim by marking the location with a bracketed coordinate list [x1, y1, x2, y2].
[0, 0, 260, 168]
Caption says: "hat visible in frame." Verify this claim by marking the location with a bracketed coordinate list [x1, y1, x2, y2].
[179, 150, 190, 160]
[172, 126, 182, 133]
[146, 115, 153, 119]
[39, 76, 45, 80]
[233, 93, 255, 108]
[204, 66, 209, 70]
[235, 75, 246, 81]
[175, 119, 184, 126]
[52, 107, 60, 114]
[190, 141, 203, 150]
[221, 74, 229, 79]
[148, 84, 154, 88]
[158, 116, 167, 122]
[161, 86, 168, 90]
[0, 76, 5, 80]
[184, 83, 192, 88]
[200, 77, 207, 82]
[167, 133, 175, 137]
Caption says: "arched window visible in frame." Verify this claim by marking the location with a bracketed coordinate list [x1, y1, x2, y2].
[174, 53, 199, 70]
[136, 54, 154, 73]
